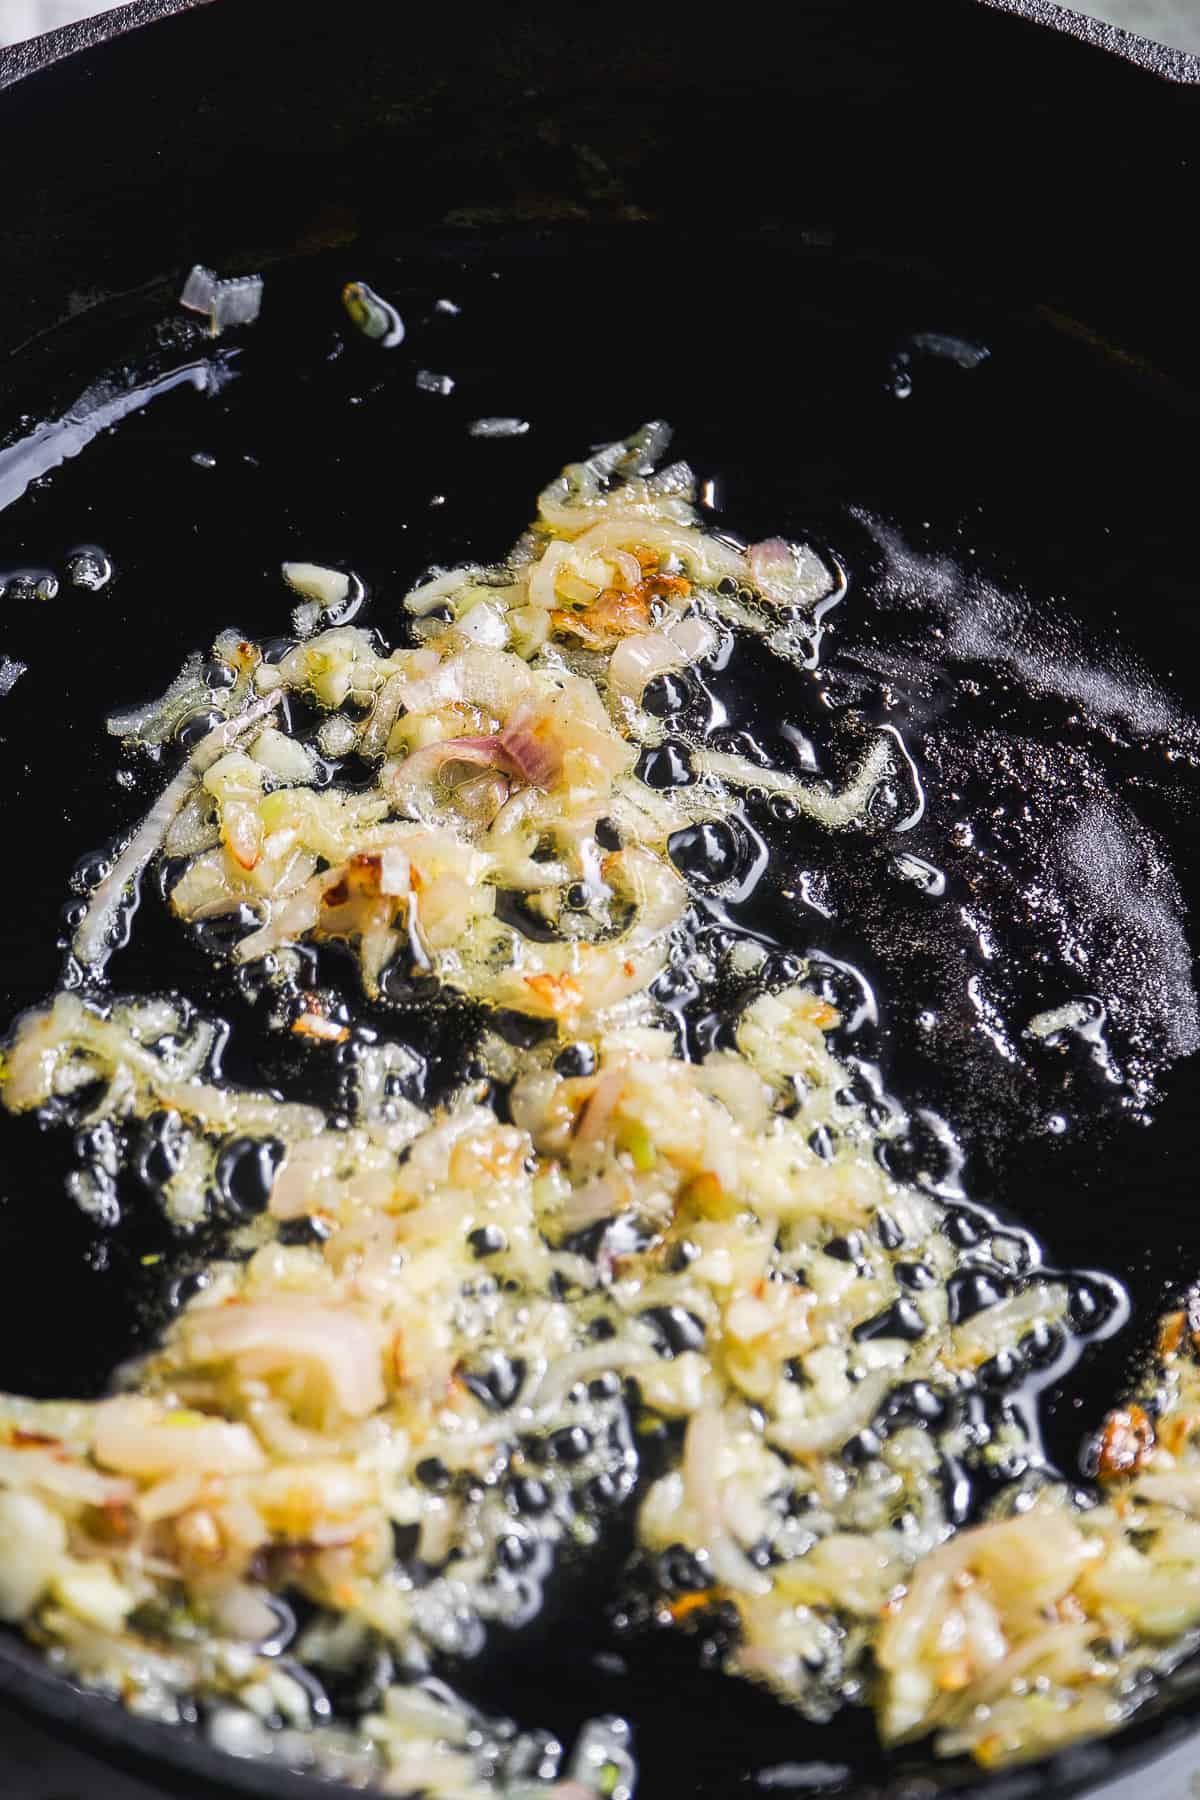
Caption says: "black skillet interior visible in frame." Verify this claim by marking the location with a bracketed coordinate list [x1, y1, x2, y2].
[3, 4, 1200, 1797]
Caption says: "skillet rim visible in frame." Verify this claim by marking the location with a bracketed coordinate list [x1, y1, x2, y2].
[1, 3, 1199, 1797]
[2, 0, 1198, 89]
[980, 0, 1200, 76]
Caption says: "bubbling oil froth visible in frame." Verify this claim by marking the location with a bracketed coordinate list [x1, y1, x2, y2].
[788, 513, 1200, 1129]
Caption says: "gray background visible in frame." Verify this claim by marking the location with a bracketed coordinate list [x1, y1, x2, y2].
[1074, 0, 1200, 45]
[2, 0, 122, 44]
[1088, 0, 1200, 44]
[1, 0, 1199, 1792]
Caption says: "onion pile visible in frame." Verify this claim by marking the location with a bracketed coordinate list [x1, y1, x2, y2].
[86, 426, 897, 1025]
[0, 428, 1191, 1789]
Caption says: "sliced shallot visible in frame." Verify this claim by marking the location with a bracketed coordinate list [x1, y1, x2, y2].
[73, 691, 283, 974]
[183, 1297, 386, 1420]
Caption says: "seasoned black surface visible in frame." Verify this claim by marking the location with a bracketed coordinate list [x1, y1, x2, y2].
[2, 5, 1200, 1799]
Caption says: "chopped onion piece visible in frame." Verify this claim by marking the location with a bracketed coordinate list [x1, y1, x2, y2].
[282, 562, 350, 609]
[0, 1444, 133, 1508]
[391, 646, 533, 719]
[378, 848, 411, 895]
[683, 1410, 771, 1596]
[74, 691, 283, 973]
[748, 537, 833, 610]
[341, 281, 404, 348]
[317, 715, 359, 759]
[404, 567, 483, 617]
[107, 650, 207, 744]
[768, 1370, 892, 1456]
[416, 369, 455, 395]
[93, 1396, 266, 1477]
[180, 264, 264, 335]
[608, 614, 716, 704]
[0, 1493, 68, 1623]
[497, 708, 562, 788]
[251, 726, 319, 786]
[608, 632, 681, 704]
[693, 736, 895, 831]
[388, 738, 512, 814]
[183, 1298, 386, 1420]
[456, 600, 509, 648]
[468, 417, 530, 439]
[209, 1583, 286, 1647]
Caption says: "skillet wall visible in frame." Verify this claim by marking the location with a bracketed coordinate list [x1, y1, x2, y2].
[2, 6, 1200, 1800]
[0, 0, 1197, 378]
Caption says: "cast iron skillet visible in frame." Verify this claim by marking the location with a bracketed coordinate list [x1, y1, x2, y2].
[3, 3, 1200, 1796]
